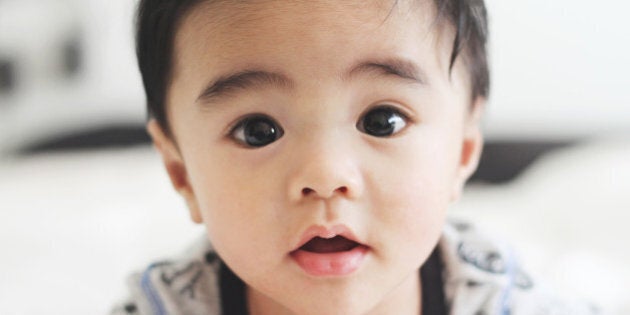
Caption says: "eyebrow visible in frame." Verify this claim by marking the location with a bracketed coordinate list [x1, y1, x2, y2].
[196, 70, 292, 103]
[196, 57, 426, 104]
[345, 57, 427, 85]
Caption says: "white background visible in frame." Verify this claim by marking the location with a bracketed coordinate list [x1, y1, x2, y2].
[485, 0, 630, 139]
[1, 0, 629, 149]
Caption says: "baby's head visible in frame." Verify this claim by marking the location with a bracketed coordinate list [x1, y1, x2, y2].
[137, 0, 488, 314]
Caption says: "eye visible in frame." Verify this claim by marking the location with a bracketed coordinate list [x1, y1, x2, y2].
[357, 106, 409, 137]
[230, 115, 284, 148]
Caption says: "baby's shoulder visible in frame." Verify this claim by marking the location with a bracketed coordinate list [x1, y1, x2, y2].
[440, 219, 601, 314]
[111, 236, 223, 315]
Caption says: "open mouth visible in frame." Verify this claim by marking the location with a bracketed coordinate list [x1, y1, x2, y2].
[299, 235, 360, 253]
[290, 231, 369, 276]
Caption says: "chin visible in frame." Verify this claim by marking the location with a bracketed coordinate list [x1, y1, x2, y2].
[284, 292, 376, 315]
[290, 305, 368, 315]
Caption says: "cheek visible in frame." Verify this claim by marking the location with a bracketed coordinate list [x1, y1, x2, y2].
[371, 160, 452, 240]
[185, 154, 286, 263]
[373, 129, 461, 204]
[367, 128, 461, 251]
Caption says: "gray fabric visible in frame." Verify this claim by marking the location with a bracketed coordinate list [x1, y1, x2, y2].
[112, 220, 599, 315]
[440, 221, 598, 314]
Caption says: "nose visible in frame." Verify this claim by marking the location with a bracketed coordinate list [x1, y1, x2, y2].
[287, 141, 364, 202]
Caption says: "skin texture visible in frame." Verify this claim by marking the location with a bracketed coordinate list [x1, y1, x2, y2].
[147, 1, 484, 314]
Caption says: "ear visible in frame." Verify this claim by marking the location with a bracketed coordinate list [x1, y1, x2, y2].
[146, 120, 203, 223]
[451, 97, 485, 202]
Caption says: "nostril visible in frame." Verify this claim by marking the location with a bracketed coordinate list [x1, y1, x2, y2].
[301, 186, 348, 197]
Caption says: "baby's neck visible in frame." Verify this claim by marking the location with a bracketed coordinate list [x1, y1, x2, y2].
[367, 272, 422, 315]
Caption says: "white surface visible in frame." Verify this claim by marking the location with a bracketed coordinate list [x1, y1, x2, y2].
[452, 137, 630, 314]
[0, 147, 203, 314]
[0, 138, 628, 314]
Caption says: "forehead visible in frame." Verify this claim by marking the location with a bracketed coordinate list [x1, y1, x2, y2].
[182, 0, 432, 34]
[178, 1, 448, 60]
[169, 0, 463, 102]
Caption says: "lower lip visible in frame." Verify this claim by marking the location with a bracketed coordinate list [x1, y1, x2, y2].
[290, 246, 369, 276]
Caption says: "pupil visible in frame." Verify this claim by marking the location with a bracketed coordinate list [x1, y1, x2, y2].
[364, 109, 395, 136]
[245, 119, 277, 146]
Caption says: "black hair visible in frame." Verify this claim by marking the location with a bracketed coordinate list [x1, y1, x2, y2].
[136, 0, 489, 135]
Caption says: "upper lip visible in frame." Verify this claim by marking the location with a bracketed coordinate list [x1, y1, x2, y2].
[292, 224, 365, 252]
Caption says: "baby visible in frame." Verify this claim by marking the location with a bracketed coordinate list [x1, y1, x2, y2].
[113, 0, 598, 314]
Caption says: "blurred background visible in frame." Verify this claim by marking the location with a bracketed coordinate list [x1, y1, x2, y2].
[0, 0, 628, 313]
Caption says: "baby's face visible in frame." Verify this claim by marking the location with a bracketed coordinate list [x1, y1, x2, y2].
[150, 1, 483, 314]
